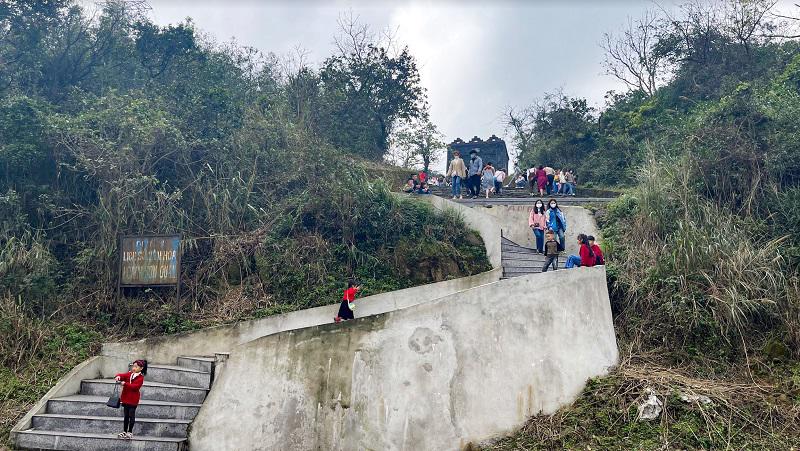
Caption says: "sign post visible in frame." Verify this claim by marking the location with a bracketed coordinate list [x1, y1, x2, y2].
[118, 235, 182, 305]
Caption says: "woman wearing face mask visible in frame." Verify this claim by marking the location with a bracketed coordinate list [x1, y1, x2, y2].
[546, 199, 567, 251]
[528, 200, 547, 253]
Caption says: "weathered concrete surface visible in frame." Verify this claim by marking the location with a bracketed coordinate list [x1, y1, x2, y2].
[189, 267, 617, 451]
[102, 268, 503, 364]
[425, 195, 503, 268]
[103, 196, 505, 365]
[480, 205, 599, 256]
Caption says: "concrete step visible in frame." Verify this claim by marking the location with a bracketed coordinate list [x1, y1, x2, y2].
[47, 395, 201, 420]
[146, 364, 211, 389]
[502, 245, 540, 255]
[503, 259, 548, 269]
[15, 429, 186, 451]
[503, 250, 547, 260]
[503, 268, 543, 278]
[176, 356, 214, 373]
[31, 414, 190, 438]
[81, 379, 207, 404]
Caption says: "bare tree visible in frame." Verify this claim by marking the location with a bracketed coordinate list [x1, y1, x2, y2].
[724, 0, 778, 57]
[505, 105, 536, 157]
[601, 10, 672, 96]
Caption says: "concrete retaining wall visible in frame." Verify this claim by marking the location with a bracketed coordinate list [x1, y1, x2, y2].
[480, 204, 599, 255]
[102, 268, 502, 364]
[102, 196, 506, 364]
[188, 266, 618, 451]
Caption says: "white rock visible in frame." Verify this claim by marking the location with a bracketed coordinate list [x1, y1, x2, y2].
[637, 394, 663, 421]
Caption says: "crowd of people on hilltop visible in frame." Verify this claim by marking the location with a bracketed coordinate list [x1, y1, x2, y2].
[528, 198, 604, 272]
[402, 151, 578, 200]
[517, 164, 577, 197]
[443, 149, 508, 199]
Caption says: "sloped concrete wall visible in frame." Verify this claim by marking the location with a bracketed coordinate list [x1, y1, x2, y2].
[189, 266, 617, 451]
[103, 196, 504, 364]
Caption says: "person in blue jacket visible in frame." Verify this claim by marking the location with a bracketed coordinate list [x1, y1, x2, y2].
[546, 199, 567, 251]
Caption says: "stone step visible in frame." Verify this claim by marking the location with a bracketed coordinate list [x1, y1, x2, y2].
[176, 356, 214, 373]
[31, 414, 190, 438]
[503, 259, 549, 269]
[15, 429, 186, 451]
[146, 364, 211, 389]
[502, 245, 540, 255]
[81, 379, 207, 404]
[503, 250, 548, 259]
[47, 395, 201, 420]
[503, 268, 543, 278]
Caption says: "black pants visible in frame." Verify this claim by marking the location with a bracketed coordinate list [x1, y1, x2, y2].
[123, 403, 137, 433]
[337, 300, 354, 320]
[542, 255, 559, 272]
[468, 175, 481, 196]
[546, 174, 555, 194]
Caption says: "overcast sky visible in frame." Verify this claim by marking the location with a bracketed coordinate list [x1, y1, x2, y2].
[85, 0, 795, 169]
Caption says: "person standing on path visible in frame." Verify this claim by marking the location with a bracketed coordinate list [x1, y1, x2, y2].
[115, 359, 147, 440]
[481, 162, 495, 198]
[546, 199, 567, 251]
[541, 230, 560, 272]
[528, 200, 547, 253]
[544, 166, 555, 195]
[493, 167, 506, 195]
[467, 149, 483, 199]
[536, 166, 548, 197]
[527, 166, 538, 195]
[446, 150, 466, 199]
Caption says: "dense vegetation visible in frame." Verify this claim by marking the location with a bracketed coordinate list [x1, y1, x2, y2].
[0, 0, 489, 442]
[490, 1, 800, 449]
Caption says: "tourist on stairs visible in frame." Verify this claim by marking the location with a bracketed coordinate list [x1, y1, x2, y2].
[467, 149, 483, 199]
[334, 281, 361, 323]
[536, 166, 548, 197]
[446, 150, 466, 199]
[565, 234, 595, 269]
[544, 165, 555, 195]
[546, 199, 567, 251]
[541, 230, 560, 272]
[115, 359, 147, 440]
[529, 200, 547, 253]
[481, 162, 495, 198]
[493, 167, 506, 195]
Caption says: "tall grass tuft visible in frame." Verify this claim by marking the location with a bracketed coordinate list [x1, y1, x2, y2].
[605, 154, 798, 356]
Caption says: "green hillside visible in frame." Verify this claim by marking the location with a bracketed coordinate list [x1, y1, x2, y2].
[0, 1, 490, 443]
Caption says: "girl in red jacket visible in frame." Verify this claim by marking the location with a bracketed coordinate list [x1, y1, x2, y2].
[115, 359, 147, 439]
[334, 281, 361, 323]
[564, 234, 595, 269]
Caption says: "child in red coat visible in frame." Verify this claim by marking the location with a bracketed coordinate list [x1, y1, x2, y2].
[115, 359, 147, 439]
[334, 281, 361, 323]
[588, 235, 605, 265]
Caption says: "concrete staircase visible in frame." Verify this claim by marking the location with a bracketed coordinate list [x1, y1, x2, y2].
[502, 236, 559, 278]
[426, 184, 616, 199]
[420, 185, 615, 207]
[14, 356, 215, 451]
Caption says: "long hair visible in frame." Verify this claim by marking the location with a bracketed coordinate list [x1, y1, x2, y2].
[577, 234, 594, 257]
[547, 198, 558, 210]
[533, 200, 545, 214]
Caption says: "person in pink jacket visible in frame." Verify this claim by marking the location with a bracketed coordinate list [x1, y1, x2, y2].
[528, 199, 548, 253]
